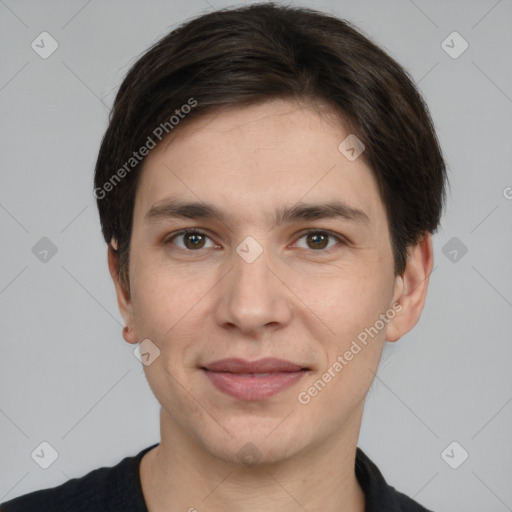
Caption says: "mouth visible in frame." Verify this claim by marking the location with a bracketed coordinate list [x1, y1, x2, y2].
[201, 357, 309, 400]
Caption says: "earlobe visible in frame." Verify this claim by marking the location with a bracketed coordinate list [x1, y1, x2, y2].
[108, 241, 139, 344]
[385, 234, 434, 342]
[122, 325, 138, 344]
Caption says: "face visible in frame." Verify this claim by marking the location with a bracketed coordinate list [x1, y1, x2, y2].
[111, 98, 429, 466]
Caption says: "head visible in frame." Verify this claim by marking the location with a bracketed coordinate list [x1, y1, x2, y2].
[94, 3, 446, 465]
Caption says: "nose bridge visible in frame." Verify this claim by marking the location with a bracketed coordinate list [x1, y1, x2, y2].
[217, 235, 292, 332]
[234, 239, 273, 295]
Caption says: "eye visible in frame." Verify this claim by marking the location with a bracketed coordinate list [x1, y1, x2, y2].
[165, 228, 346, 252]
[293, 230, 345, 251]
[166, 229, 217, 250]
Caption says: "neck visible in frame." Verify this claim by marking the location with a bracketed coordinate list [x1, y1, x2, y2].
[140, 409, 366, 512]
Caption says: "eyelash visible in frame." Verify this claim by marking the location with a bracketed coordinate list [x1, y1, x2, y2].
[164, 228, 347, 253]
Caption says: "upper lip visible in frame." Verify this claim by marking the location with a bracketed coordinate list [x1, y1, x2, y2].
[202, 357, 307, 373]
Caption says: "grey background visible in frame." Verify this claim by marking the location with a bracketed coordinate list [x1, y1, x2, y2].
[1, 0, 511, 510]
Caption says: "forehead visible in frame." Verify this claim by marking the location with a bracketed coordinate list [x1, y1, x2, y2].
[134, 98, 385, 227]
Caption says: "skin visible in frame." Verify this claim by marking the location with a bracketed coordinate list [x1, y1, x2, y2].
[108, 98, 433, 512]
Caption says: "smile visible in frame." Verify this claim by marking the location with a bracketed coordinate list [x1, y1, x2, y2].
[201, 357, 309, 400]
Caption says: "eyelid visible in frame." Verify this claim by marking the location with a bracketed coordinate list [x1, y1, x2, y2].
[164, 228, 219, 248]
[292, 228, 349, 247]
[164, 228, 348, 251]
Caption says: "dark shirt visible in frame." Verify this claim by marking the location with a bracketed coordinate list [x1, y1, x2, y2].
[1, 444, 434, 511]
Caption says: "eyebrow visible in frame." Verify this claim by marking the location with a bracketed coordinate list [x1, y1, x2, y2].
[144, 199, 370, 226]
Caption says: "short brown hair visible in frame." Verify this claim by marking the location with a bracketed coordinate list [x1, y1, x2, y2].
[94, 2, 447, 289]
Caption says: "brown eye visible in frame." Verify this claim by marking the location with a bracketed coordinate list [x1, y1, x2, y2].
[306, 232, 329, 249]
[294, 230, 344, 251]
[183, 232, 206, 249]
[167, 230, 215, 250]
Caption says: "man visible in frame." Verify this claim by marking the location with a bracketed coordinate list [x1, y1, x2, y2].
[1, 3, 446, 511]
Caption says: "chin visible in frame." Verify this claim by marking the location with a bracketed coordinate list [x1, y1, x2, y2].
[200, 422, 308, 468]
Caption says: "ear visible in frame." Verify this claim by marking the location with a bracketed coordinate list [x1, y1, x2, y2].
[385, 233, 434, 342]
[108, 239, 139, 344]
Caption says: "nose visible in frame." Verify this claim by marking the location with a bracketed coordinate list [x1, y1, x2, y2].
[214, 240, 293, 336]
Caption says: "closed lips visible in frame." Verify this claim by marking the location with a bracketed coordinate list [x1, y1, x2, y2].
[201, 357, 308, 373]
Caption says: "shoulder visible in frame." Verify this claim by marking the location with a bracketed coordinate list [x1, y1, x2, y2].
[1, 464, 122, 512]
[0, 444, 157, 512]
[355, 447, 435, 512]
[385, 485, 435, 512]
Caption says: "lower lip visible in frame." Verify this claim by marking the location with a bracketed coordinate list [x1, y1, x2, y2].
[203, 370, 307, 400]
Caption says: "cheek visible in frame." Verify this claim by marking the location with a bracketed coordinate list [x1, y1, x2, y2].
[301, 265, 392, 338]
[303, 268, 393, 392]
[130, 259, 202, 344]
[131, 269, 205, 399]
[296, 280, 390, 417]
